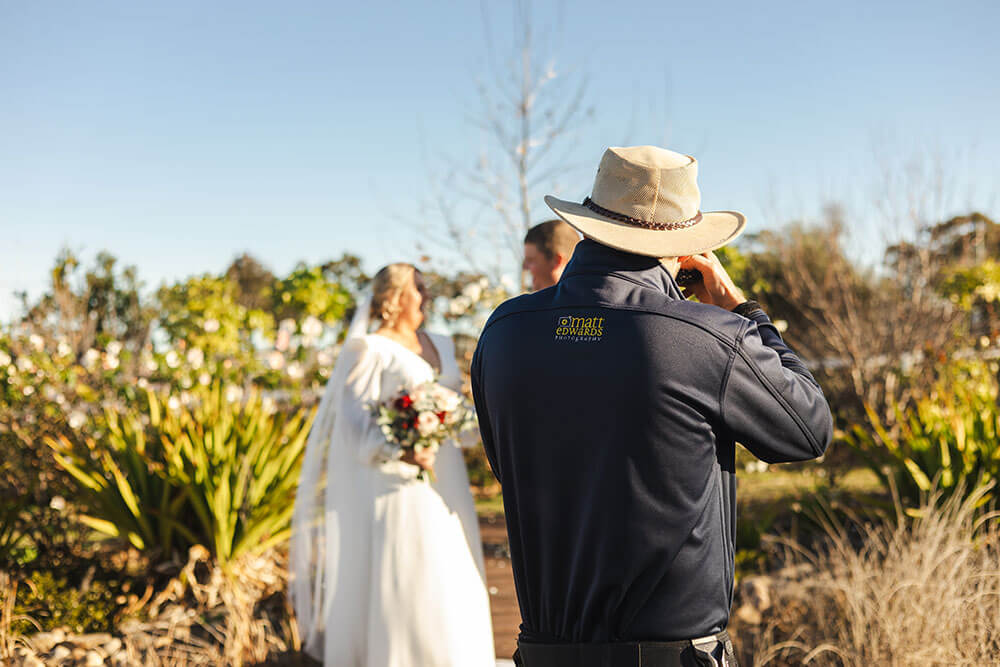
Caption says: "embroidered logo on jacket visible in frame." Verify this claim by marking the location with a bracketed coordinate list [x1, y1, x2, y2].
[554, 315, 605, 342]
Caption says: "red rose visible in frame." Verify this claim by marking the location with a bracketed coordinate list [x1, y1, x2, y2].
[396, 394, 413, 410]
[436, 411, 447, 422]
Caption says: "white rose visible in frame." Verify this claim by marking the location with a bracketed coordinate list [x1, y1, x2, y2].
[287, 362, 304, 380]
[416, 411, 440, 437]
[106, 341, 123, 357]
[165, 350, 181, 369]
[203, 318, 220, 333]
[198, 372, 212, 386]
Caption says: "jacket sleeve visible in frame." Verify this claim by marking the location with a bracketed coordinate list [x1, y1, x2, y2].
[335, 337, 402, 466]
[720, 310, 833, 463]
[470, 339, 502, 485]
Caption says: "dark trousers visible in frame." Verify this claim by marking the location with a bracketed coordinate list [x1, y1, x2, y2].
[513, 630, 737, 667]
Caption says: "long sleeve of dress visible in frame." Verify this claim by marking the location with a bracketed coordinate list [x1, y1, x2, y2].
[335, 337, 402, 466]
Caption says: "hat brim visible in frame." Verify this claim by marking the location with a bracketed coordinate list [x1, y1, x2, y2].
[545, 195, 746, 258]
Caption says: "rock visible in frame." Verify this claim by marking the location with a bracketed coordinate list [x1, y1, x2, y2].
[76, 633, 114, 650]
[28, 628, 66, 652]
[85, 649, 105, 666]
[734, 575, 773, 626]
[103, 638, 123, 656]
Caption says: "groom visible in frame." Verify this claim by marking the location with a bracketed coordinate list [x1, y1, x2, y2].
[471, 146, 833, 666]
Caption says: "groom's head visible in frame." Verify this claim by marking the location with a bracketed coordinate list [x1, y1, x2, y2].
[523, 220, 581, 292]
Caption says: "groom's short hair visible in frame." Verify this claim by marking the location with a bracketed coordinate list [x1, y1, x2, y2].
[524, 220, 581, 261]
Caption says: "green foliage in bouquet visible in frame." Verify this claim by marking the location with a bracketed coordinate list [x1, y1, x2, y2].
[48, 386, 315, 564]
[844, 361, 1000, 510]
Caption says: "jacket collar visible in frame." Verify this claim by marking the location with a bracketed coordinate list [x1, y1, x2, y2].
[561, 239, 685, 299]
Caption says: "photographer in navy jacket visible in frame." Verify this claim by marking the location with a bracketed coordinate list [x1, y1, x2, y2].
[471, 146, 833, 667]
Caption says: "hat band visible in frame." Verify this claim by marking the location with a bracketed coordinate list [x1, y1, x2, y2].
[583, 197, 703, 231]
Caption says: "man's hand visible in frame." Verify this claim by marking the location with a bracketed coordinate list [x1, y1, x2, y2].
[677, 252, 746, 311]
[400, 447, 437, 473]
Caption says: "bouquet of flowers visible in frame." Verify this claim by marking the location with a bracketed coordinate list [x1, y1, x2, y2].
[372, 381, 476, 480]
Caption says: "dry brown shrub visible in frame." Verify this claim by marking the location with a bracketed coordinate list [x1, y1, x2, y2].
[119, 545, 298, 666]
[739, 485, 1000, 666]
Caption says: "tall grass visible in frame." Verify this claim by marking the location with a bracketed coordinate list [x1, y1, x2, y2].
[742, 485, 1000, 666]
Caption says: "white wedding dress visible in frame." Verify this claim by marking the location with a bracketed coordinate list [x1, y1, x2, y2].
[291, 331, 495, 667]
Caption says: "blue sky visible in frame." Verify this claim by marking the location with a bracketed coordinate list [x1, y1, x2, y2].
[2, 0, 997, 318]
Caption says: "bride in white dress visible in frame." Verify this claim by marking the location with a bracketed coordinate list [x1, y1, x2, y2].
[290, 263, 495, 667]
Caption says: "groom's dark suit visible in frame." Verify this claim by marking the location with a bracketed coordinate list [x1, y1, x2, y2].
[471, 240, 832, 665]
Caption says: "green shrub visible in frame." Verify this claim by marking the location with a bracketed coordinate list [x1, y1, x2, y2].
[49, 386, 314, 564]
[844, 362, 1000, 510]
[157, 385, 314, 564]
[12, 571, 122, 635]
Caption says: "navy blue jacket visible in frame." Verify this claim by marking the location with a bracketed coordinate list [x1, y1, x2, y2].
[470, 240, 833, 644]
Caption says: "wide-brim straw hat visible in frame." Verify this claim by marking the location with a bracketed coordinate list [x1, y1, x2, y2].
[545, 145, 746, 257]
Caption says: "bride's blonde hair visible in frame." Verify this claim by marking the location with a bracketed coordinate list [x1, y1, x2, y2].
[370, 263, 417, 327]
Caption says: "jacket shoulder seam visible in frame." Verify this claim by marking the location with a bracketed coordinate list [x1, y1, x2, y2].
[719, 319, 747, 423]
[732, 326, 823, 455]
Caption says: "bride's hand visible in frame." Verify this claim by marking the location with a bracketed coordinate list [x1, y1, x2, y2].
[400, 448, 436, 472]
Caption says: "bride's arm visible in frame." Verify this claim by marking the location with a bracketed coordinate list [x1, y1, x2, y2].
[337, 338, 403, 465]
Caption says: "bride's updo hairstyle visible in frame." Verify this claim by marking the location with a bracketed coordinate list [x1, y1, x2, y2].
[370, 263, 417, 327]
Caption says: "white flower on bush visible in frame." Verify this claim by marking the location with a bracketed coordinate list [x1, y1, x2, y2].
[279, 318, 297, 333]
[43, 385, 58, 401]
[68, 411, 87, 429]
[198, 372, 212, 386]
[16, 356, 35, 373]
[167, 396, 181, 411]
[106, 341, 123, 357]
[29, 334, 45, 351]
[416, 411, 440, 437]
[49, 496, 66, 512]
[267, 350, 285, 370]
[317, 348, 335, 367]
[142, 355, 158, 373]
[287, 361, 304, 380]
[165, 350, 181, 369]
[225, 385, 243, 403]
[301, 316, 323, 339]
[0, 351, 10, 366]
[22, 385, 35, 396]
[774, 320, 789, 333]
[203, 318, 220, 333]
[275, 329, 291, 352]
[103, 354, 120, 371]
[136, 378, 149, 389]
[462, 283, 483, 303]
[187, 347, 205, 368]
[56, 341, 72, 357]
